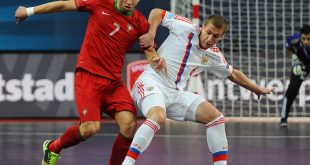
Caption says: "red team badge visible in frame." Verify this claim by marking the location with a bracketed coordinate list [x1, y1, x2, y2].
[126, 60, 149, 94]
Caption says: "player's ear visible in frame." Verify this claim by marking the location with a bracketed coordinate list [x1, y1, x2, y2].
[219, 29, 226, 40]
[220, 34, 224, 40]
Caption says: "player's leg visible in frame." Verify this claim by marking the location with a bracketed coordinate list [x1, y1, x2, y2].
[106, 83, 138, 165]
[109, 111, 137, 165]
[194, 100, 228, 165]
[122, 95, 165, 165]
[122, 81, 166, 165]
[181, 92, 227, 165]
[280, 73, 303, 127]
[43, 121, 101, 164]
[41, 69, 103, 165]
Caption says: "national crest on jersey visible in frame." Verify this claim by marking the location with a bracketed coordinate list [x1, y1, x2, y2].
[127, 24, 134, 32]
[200, 46, 221, 64]
[200, 54, 209, 64]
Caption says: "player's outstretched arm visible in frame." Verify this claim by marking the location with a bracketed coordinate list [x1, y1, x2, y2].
[228, 69, 275, 98]
[15, 0, 77, 24]
[139, 8, 164, 49]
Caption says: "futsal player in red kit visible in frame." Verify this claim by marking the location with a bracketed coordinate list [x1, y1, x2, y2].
[15, 0, 165, 165]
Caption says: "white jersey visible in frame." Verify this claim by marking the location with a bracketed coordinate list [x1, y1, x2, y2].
[141, 10, 233, 90]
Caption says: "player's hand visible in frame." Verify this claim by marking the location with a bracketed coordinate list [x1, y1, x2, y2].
[152, 57, 167, 75]
[15, 6, 28, 24]
[256, 87, 275, 100]
[139, 32, 155, 50]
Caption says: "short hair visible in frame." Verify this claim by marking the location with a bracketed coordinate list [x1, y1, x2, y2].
[204, 15, 229, 34]
[300, 25, 310, 35]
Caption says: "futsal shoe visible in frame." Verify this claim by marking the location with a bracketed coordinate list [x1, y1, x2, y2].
[280, 118, 288, 127]
[41, 140, 61, 165]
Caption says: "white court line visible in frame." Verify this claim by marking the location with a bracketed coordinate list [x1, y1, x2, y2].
[0, 131, 309, 139]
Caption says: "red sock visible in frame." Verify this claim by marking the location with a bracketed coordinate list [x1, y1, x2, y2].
[108, 133, 133, 165]
[48, 125, 83, 153]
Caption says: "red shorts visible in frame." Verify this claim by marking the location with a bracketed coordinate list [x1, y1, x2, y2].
[74, 69, 136, 123]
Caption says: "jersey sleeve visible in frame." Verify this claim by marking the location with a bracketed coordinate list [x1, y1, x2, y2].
[207, 51, 234, 79]
[76, 0, 98, 13]
[136, 13, 149, 36]
[161, 10, 196, 34]
[211, 61, 233, 79]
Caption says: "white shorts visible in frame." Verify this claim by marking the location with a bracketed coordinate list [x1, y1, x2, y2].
[132, 76, 205, 122]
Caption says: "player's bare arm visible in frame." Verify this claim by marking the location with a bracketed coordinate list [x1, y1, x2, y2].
[139, 33, 155, 50]
[144, 48, 167, 74]
[228, 69, 275, 97]
[142, 8, 167, 73]
[139, 8, 163, 49]
[15, 0, 77, 24]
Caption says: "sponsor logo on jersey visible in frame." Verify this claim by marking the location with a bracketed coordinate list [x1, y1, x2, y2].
[101, 11, 110, 15]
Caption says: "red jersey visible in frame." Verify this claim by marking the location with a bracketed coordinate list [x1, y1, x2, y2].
[75, 0, 149, 80]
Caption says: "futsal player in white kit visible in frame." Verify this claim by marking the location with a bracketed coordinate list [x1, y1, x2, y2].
[123, 8, 275, 165]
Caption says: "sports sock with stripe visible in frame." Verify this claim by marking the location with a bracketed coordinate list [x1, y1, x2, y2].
[122, 119, 160, 165]
[206, 114, 228, 165]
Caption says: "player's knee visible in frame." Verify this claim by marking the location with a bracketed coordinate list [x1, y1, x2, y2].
[148, 113, 166, 126]
[119, 118, 137, 137]
[79, 122, 100, 138]
[153, 115, 166, 126]
[198, 109, 223, 124]
[146, 106, 166, 126]
[208, 113, 225, 124]
[212, 112, 223, 120]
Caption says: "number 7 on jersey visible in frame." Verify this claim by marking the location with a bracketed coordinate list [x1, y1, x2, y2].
[109, 23, 120, 36]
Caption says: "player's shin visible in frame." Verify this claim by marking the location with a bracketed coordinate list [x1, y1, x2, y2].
[109, 133, 133, 165]
[122, 119, 160, 165]
[49, 125, 84, 153]
[206, 114, 228, 165]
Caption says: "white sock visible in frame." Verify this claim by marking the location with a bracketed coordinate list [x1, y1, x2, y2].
[122, 119, 160, 165]
[122, 157, 135, 165]
[206, 114, 228, 165]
